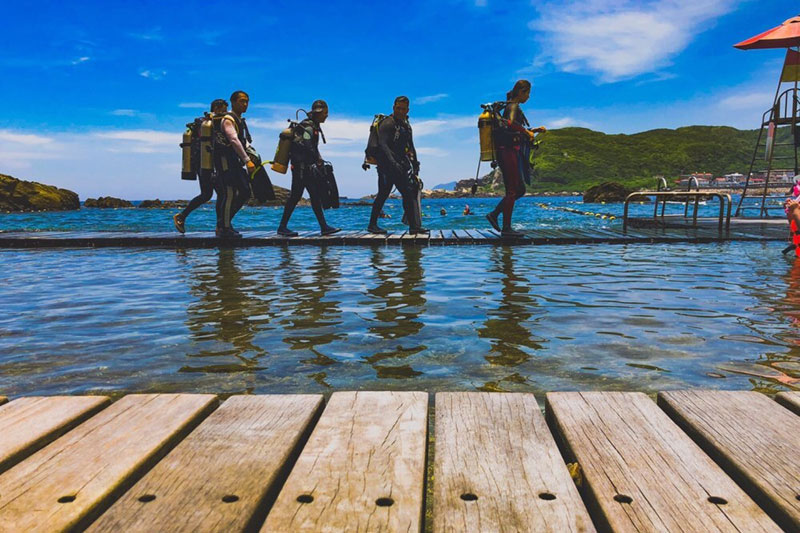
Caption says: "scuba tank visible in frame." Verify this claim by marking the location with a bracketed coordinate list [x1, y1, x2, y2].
[199, 114, 214, 179]
[363, 114, 386, 168]
[478, 109, 495, 162]
[271, 124, 294, 174]
[180, 125, 195, 180]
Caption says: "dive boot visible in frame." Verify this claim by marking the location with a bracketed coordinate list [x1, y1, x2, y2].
[501, 228, 526, 238]
[409, 227, 430, 235]
[321, 226, 341, 236]
[486, 212, 500, 232]
[277, 227, 298, 237]
[216, 227, 242, 239]
[367, 224, 388, 235]
[173, 213, 185, 234]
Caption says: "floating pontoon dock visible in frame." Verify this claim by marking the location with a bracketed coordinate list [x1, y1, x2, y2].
[0, 219, 790, 249]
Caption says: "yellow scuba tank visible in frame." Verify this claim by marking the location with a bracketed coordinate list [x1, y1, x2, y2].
[478, 110, 495, 162]
[199, 115, 213, 179]
[271, 125, 293, 174]
[180, 126, 194, 180]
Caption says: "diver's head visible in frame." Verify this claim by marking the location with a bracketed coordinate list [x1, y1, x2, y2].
[393, 96, 410, 121]
[310, 99, 329, 124]
[507, 80, 531, 104]
[230, 90, 249, 114]
[210, 99, 228, 114]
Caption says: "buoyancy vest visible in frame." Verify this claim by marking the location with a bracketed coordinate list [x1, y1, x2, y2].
[375, 115, 416, 170]
[290, 118, 322, 166]
[213, 112, 251, 170]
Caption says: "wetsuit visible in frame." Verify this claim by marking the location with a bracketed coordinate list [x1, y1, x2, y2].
[278, 118, 329, 230]
[213, 112, 252, 230]
[489, 102, 530, 230]
[369, 115, 421, 229]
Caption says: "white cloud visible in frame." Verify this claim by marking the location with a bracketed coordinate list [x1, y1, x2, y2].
[72, 56, 90, 65]
[323, 150, 366, 158]
[130, 28, 163, 41]
[547, 116, 593, 128]
[139, 69, 167, 80]
[178, 102, 207, 109]
[94, 130, 176, 153]
[414, 93, 450, 105]
[416, 147, 449, 157]
[0, 130, 55, 145]
[530, 0, 738, 82]
[414, 116, 475, 136]
[719, 91, 774, 110]
[110, 109, 138, 117]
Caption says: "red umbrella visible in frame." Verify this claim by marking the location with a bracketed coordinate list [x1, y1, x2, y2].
[734, 16, 800, 50]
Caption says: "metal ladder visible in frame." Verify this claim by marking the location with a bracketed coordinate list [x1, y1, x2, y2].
[735, 87, 799, 217]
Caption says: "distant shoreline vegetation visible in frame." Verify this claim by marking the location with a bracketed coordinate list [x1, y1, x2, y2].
[440, 125, 786, 195]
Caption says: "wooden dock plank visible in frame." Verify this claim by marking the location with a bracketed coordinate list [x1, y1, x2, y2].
[545, 392, 781, 533]
[658, 390, 800, 531]
[0, 394, 217, 533]
[434, 393, 595, 533]
[87, 395, 323, 533]
[0, 396, 110, 474]
[775, 392, 800, 415]
[261, 391, 428, 533]
[453, 230, 472, 242]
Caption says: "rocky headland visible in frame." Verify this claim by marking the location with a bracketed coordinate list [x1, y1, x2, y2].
[0, 173, 80, 212]
[84, 196, 133, 208]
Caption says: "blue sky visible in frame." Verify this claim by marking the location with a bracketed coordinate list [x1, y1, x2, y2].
[0, 0, 795, 199]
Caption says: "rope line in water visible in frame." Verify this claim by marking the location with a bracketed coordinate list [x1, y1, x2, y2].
[535, 202, 617, 221]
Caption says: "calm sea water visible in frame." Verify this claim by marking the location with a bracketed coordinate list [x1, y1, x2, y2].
[1, 234, 798, 397]
[0, 195, 741, 234]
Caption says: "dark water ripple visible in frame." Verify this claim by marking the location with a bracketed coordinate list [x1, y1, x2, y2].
[1, 240, 799, 397]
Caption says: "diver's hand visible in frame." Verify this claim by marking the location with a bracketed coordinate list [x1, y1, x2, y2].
[535, 126, 547, 133]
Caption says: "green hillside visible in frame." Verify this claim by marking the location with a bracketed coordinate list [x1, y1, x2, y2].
[516, 125, 788, 192]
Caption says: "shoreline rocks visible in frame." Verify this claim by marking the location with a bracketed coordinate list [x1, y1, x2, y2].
[0, 173, 79, 212]
[583, 182, 636, 203]
[85, 196, 133, 208]
[138, 199, 189, 209]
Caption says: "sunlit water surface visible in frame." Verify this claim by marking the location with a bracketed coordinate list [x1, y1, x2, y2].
[2, 241, 799, 397]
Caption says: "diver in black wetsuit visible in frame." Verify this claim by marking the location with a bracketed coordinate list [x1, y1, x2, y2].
[277, 100, 340, 236]
[367, 96, 427, 235]
[174, 99, 228, 234]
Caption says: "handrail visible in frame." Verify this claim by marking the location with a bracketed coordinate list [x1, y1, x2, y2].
[685, 176, 700, 222]
[653, 177, 669, 219]
[623, 191, 731, 234]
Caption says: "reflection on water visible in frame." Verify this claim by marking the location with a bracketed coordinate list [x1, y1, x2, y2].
[1, 242, 799, 397]
[363, 246, 426, 379]
[479, 247, 544, 367]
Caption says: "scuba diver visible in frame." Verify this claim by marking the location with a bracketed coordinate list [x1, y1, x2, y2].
[213, 90, 256, 238]
[174, 98, 228, 234]
[485, 80, 546, 237]
[277, 100, 340, 236]
[366, 96, 427, 235]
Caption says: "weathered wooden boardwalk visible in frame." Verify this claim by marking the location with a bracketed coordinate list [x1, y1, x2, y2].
[0, 390, 797, 532]
[0, 219, 789, 249]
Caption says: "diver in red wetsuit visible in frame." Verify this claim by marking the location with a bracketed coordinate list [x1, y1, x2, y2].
[486, 80, 546, 237]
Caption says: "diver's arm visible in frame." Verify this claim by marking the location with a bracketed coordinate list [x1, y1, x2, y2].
[504, 104, 528, 134]
[222, 118, 250, 164]
[408, 127, 420, 172]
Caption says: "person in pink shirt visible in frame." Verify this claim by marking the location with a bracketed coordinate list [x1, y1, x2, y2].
[213, 90, 256, 238]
